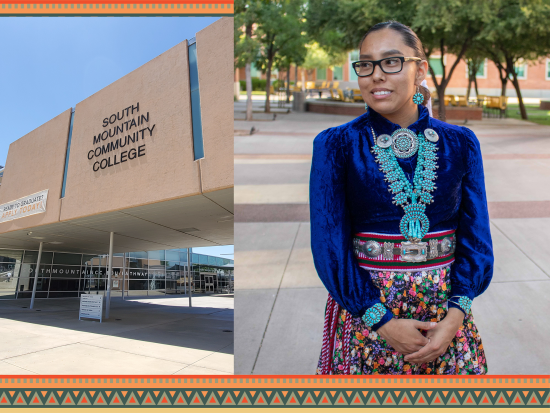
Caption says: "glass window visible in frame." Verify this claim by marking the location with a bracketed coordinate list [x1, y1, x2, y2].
[53, 253, 82, 266]
[509, 61, 526, 79]
[51, 265, 82, 278]
[127, 258, 148, 269]
[23, 251, 53, 264]
[429, 57, 444, 76]
[148, 250, 165, 260]
[317, 68, 326, 80]
[49, 278, 80, 291]
[165, 249, 180, 262]
[199, 255, 208, 265]
[149, 269, 165, 279]
[0, 249, 23, 263]
[127, 269, 148, 279]
[208, 256, 217, 266]
[333, 66, 343, 80]
[467, 60, 485, 78]
[179, 249, 188, 263]
[128, 279, 148, 290]
[166, 261, 180, 271]
[349, 50, 359, 81]
[192, 253, 200, 264]
[189, 42, 204, 160]
[547, 59, 550, 79]
[128, 251, 147, 259]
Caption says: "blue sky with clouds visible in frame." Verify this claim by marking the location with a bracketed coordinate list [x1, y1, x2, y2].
[0, 17, 233, 259]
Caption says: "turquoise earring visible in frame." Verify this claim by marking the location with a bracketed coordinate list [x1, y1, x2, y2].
[412, 86, 424, 104]
[365, 102, 368, 111]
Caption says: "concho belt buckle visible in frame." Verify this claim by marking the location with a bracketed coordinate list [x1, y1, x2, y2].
[400, 241, 428, 262]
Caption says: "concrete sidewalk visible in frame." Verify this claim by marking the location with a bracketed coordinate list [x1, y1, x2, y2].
[0, 295, 233, 375]
[234, 102, 550, 375]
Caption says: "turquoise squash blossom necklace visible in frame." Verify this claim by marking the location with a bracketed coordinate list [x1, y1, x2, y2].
[370, 126, 440, 242]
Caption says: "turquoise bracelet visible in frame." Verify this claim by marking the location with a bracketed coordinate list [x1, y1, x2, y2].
[449, 296, 472, 314]
[362, 303, 387, 328]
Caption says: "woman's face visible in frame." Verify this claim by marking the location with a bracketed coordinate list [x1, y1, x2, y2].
[358, 28, 427, 116]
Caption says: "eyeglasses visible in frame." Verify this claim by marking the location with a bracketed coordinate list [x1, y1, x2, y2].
[352, 56, 422, 77]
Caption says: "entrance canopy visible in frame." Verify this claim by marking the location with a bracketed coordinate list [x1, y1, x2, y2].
[0, 189, 232, 254]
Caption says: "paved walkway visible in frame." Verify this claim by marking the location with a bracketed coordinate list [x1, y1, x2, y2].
[0, 295, 233, 375]
[234, 100, 550, 374]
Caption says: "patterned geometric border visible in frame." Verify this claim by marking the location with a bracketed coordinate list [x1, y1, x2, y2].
[0, 376, 548, 408]
[0, 0, 234, 16]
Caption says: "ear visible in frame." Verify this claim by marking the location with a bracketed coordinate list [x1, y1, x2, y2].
[415, 60, 428, 85]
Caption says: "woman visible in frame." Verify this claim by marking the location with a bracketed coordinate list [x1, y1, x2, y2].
[310, 21, 493, 375]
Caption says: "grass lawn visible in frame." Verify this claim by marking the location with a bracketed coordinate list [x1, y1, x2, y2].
[240, 91, 266, 96]
[505, 103, 550, 126]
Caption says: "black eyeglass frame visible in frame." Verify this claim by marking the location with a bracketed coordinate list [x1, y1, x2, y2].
[352, 56, 423, 77]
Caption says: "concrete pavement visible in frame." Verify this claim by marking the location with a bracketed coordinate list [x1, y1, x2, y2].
[234, 99, 550, 374]
[0, 294, 233, 375]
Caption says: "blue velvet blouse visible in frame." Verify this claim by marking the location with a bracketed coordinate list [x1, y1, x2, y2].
[309, 104, 493, 329]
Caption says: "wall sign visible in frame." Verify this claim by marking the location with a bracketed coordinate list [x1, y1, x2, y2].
[79, 293, 103, 322]
[0, 189, 48, 223]
[87, 102, 156, 172]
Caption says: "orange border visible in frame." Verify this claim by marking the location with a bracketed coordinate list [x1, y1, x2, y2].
[0, 0, 234, 15]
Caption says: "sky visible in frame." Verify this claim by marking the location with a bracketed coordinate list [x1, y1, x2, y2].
[0, 16, 220, 166]
[0, 17, 234, 259]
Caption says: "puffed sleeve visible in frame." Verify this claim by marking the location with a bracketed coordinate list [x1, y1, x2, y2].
[448, 127, 494, 314]
[309, 127, 393, 330]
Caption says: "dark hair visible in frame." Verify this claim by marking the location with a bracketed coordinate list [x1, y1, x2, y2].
[359, 21, 431, 105]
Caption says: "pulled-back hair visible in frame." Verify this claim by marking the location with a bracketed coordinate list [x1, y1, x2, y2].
[359, 21, 431, 104]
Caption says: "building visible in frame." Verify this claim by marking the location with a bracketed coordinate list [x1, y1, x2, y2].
[0, 18, 233, 307]
[237, 52, 550, 99]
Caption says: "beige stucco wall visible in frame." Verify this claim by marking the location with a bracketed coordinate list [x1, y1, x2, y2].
[196, 17, 234, 193]
[0, 19, 234, 237]
[60, 39, 201, 221]
[0, 109, 71, 232]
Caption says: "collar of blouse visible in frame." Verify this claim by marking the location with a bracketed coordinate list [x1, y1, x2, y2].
[363, 104, 432, 145]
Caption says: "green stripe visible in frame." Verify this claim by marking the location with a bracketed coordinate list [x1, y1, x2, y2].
[355, 232, 455, 243]
[357, 254, 454, 267]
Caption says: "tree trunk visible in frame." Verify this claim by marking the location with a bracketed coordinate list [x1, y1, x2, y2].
[245, 62, 253, 121]
[286, 64, 291, 103]
[301, 69, 305, 92]
[436, 84, 446, 122]
[466, 68, 472, 100]
[505, 56, 527, 119]
[473, 76, 479, 97]
[265, 60, 273, 113]
[510, 74, 528, 120]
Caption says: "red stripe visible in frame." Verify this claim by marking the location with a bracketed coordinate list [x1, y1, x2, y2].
[355, 229, 455, 240]
[359, 257, 455, 271]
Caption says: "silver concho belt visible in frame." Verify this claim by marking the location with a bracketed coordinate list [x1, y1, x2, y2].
[353, 235, 456, 263]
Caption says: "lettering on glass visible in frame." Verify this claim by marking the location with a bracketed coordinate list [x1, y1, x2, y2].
[87, 102, 155, 172]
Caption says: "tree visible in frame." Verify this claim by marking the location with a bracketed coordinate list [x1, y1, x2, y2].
[411, 0, 491, 121]
[273, 21, 308, 102]
[475, 0, 550, 120]
[306, 0, 489, 121]
[254, 0, 306, 113]
[234, 0, 260, 121]
[464, 53, 485, 100]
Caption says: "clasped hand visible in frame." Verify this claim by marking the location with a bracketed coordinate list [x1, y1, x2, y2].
[376, 308, 465, 365]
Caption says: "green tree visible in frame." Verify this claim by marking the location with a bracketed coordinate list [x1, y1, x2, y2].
[254, 0, 306, 113]
[475, 0, 550, 120]
[306, 0, 489, 121]
[235, 0, 260, 121]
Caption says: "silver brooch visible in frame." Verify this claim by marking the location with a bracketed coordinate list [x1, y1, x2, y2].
[377, 134, 392, 148]
[391, 128, 418, 159]
[424, 128, 439, 142]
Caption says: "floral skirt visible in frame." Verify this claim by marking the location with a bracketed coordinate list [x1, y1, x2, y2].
[316, 265, 487, 375]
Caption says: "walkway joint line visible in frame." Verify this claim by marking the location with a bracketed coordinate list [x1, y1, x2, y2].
[251, 222, 301, 374]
